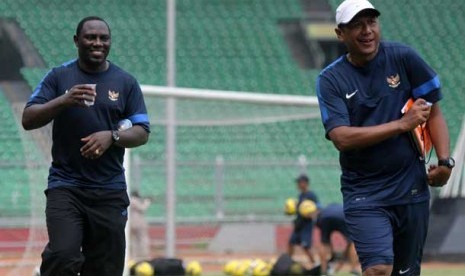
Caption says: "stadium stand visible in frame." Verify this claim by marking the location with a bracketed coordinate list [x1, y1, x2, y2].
[1, 0, 464, 219]
[0, 88, 30, 217]
[4, 0, 337, 219]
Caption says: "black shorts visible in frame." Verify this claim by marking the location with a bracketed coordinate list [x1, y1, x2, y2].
[40, 186, 129, 276]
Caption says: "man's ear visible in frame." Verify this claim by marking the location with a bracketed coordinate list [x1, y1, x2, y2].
[335, 28, 344, 42]
[73, 35, 79, 48]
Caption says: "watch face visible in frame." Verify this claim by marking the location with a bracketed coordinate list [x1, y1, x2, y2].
[112, 131, 120, 141]
[449, 157, 455, 167]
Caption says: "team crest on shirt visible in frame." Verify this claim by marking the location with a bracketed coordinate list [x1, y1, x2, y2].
[386, 74, 401, 88]
[108, 90, 119, 101]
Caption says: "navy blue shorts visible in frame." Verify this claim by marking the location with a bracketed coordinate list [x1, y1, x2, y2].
[289, 222, 313, 249]
[317, 216, 351, 245]
[345, 201, 429, 275]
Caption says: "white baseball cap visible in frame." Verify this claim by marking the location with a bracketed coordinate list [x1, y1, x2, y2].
[335, 0, 380, 25]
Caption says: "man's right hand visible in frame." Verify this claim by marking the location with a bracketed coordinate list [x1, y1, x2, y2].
[398, 98, 431, 132]
[22, 84, 98, 130]
[60, 84, 96, 107]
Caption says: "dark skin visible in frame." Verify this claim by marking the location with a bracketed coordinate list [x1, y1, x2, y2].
[426, 104, 451, 186]
[333, 12, 451, 276]
[22, 20, 148, 158]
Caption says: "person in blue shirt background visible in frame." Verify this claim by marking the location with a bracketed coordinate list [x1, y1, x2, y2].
[22, 16, 150, 276]
[316, 0, 454, 275]
[316, 203, 360, 276]
[288, 174, 320, 266]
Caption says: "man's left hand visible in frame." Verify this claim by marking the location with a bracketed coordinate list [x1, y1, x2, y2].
[81, 131, 113, 159]
[427, 164, 452, 187]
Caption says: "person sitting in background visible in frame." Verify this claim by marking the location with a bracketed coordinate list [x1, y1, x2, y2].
[130, 191, 152, 259]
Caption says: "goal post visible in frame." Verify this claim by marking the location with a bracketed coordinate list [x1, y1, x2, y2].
[140, 84, 322, 258]
[140, 85, 319, 106]
[126, 85, 342, 258]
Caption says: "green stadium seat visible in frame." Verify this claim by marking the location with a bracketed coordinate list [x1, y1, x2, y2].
[0, 89, 31, 216]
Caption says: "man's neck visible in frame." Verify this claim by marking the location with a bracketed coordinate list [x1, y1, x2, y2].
[78, 60, 109, 73]
[347, 48, 379, 67]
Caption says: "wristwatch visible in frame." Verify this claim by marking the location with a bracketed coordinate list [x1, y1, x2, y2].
[111, 130, 120, 144]
[438, 157, 455, 169]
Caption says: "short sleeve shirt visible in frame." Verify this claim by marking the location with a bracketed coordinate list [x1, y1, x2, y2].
[316, 42, 442, 209]
[27, 60, 150, 189]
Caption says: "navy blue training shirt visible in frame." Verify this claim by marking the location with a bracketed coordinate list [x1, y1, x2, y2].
[316, 42, 442, 210]
[27, 60, 150, 190]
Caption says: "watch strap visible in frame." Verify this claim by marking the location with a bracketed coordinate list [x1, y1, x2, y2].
[111, 130, 120, 143]
[438, 157, 455, 168]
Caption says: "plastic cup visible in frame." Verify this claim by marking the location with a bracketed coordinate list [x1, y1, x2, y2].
[84, 84, 96, 106]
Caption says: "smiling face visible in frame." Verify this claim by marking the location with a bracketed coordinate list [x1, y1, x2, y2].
[335, 10, 380, 66]
[74, 19, 111, 72]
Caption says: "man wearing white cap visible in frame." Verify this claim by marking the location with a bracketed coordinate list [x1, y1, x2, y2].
[317, 0, 453, 275]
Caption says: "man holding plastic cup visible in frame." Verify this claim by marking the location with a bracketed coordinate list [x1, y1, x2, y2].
[22, 16, 150, 276]
[83, 83, 96, 106]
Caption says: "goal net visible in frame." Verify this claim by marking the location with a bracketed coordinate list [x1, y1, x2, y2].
[129, 85, 342, 257]
[8, 86, 343, 274]
[5, 103, 51, 276]
[439, 116, 465, 198]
